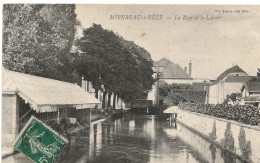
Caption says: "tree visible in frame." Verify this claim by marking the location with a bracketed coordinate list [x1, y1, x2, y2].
[158, 80, 170, 98]
[75, 24, 154, 106]
[3, 4, 78, 80]
[223, 92, 241, 104]
[75, 24, 126, 98]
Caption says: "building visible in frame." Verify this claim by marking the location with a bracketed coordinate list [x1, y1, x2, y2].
[240, 82, 260, 107]
[206, 65, 252, 104]
[152, 58, 192, 84]
[2, 69, 101, 150]
[148, 58, 210, 105]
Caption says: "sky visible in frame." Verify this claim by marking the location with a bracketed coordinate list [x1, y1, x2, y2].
[75, 5, 260, 80]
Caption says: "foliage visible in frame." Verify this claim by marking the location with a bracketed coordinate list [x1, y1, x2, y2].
[158, 82, 194, 98]
[224, 92, 242, 104]
[174, 90, 206, 104]
[169, 83, 193, 91]
[163, 93, 187, 106]
[179, 103, 260, 125]
[158, 80, 170, 98]
[75, 24, 154, 102]
[157, 82, 206, 103]
[3, 4, 78, 80]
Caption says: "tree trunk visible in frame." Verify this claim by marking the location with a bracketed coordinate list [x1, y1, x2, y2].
[102, 91, 107, 108]
[113, 94, 117, 109]
[95, 88, 99, 99]
[108, 92, 112, 106]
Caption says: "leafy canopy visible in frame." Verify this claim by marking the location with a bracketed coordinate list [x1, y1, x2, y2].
[3, 4, 77, 80]
[75, 24, 154, 101]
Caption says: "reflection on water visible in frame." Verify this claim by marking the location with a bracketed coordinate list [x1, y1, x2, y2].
[96, 123, 102, 155]
[63, 114, 240, 163]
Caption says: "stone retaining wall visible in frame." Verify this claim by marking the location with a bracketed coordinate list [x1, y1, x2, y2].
[177, 108, 260, 163]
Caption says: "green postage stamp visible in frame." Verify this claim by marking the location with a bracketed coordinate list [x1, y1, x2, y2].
[13, 116, 68, 163]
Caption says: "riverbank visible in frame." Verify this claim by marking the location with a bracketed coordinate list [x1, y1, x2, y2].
[177, 108, 260, 163]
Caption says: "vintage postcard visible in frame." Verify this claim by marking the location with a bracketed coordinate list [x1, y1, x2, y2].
[2, 4, 260, 163]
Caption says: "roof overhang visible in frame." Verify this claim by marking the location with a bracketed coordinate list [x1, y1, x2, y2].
[2, 90, 16, 95]
[164, 106, 179, 113]
[242, 96, 260, 103]
[3, 69, 102, 113]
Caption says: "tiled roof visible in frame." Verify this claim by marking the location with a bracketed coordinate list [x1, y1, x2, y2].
[153, 58, 173, 67]
[160, 63, 191, 79]
[213, 65, 248, 84]
[225, 76, 252, 83]
[244, 82, 260, 93]
[2, 69, 101, 112]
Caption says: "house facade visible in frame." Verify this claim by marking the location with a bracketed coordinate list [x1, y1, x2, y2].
[206, 65, 252, 104]
[240, 81, 260, 107]
[148, 58, 210, 105]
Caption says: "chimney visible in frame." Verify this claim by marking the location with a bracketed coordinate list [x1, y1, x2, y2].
[189, 60, 192, 76]
[184, 67, 187, 73]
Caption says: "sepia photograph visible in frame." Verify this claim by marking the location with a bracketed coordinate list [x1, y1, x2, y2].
[1, 3, 260, 163]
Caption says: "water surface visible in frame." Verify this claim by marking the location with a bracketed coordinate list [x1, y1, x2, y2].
[64, 114, 240, 163]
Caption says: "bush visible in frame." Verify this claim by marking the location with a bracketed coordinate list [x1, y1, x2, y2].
[163, 93, 187, 106]
[179, 103, 260, 125]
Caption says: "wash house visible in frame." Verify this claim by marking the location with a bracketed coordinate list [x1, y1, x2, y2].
[2, 69, 101, 148]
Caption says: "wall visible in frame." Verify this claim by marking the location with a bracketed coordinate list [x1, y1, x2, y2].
[177, 109, 260, 163]
[209, 82, 244, 104]
[2, 93, 19, 147]
[173, 123, 240, 163]
[224, 82, 243, 99]
[208, 84, 217, 104]
[147, 84, 156, 103]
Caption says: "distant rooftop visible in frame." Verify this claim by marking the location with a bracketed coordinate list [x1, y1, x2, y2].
[225, 76, 253, 83]
[153, 58, 173, 67]
[160, 62, 191, 79]
[154, 58, 191, 79]
[244, 82, 260, 93]
[213, 65, 248, 84]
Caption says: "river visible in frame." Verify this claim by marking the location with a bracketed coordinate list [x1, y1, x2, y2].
[64, 113, 240, 163]
[2, 113, 241, 163]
